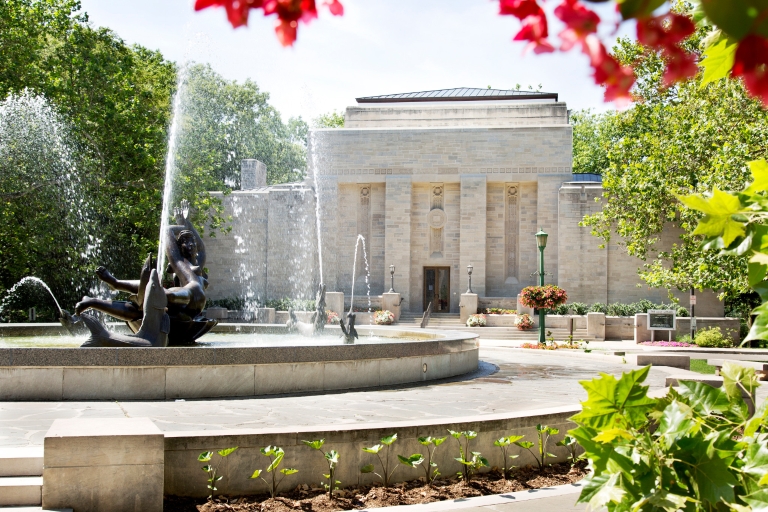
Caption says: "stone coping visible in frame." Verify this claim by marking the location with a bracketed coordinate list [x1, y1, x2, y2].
[0, 329, 477, 367]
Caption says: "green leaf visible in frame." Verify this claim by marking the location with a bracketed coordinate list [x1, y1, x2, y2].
[678, 380, 731, 416]
[749, 261, 768, 288]
[280, 468, 298, 475]
[215, 475, 223, 481]
[746, 160, 768, 194]
[464, 431, 478, 440]
[266, 450, 285, 473]
[418, 436, 433, 446]
[744, 489, 768, 511]
[302, 439, 325, 450]
[201, 464, 212, 472]
[433, 437, 447, 446]
[380, 434, 397, 445]
[218, 447, 238, 457]
[678, 188, 746, 246]
[397, 454, 424, 468]
[658, 401, 694, 447]
[746, 399, 768, 437]
[592, 428, 633, 444]
[721, 361, 758, 402]
[746, 302, 768, 343]
[759, 474, 768, 486]
[577, 472, 625, 509]
[742, 441, 768, 485]
[685, 440, 737, 506]
[494, 437, 510, 447]
[360, 464, 375, 474]
[362, 444, 383, 454]
[615, 0, 665, 19]
[249, 469, 262, 479]
[448, 430, 461, 439]
[198, 452, 213, 462]
[325, 450, 339, 465]
[700, 0, 757, 40]
[515, 441, 535, 449]
[700, 36, 737, 86]
[647, 490, 689, 510]
[571, 366, 656, 430]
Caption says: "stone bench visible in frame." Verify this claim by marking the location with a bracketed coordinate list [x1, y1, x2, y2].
[708, 359, 768, 381]
[637, 354, 690, 370]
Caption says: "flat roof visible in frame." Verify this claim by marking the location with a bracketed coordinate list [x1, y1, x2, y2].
[356, 87, 558, 103]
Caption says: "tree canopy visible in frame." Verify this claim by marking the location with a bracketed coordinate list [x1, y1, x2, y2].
[579, 33, 768, 299]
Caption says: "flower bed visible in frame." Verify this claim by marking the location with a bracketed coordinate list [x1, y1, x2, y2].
[483, 308, 516, 315]
[519, 285, 567, 310]
[515, 313, 534, 330]
[639, 341, 696, 347]
[466, 314, 486, 327]
[326, 311, 340, 325]
[166, 461, 588, 512]
[374, 310, 395, 325]
[520, 342, 582, 350]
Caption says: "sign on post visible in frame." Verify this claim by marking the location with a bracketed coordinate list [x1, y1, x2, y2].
[647, 310, 676, 330]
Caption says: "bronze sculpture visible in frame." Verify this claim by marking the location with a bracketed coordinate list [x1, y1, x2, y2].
[62, 201, 216, 346]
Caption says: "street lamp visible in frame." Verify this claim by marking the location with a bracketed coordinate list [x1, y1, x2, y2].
[535, 227, 548, 344]
[389, 265, 396, 293]
[467, 264, 473, 294]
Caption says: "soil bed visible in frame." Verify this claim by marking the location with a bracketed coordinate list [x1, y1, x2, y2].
[165, 461, 587, 512]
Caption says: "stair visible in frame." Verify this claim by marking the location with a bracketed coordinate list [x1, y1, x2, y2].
[0, 447, 51, 509]
[396, 313, 597, 341]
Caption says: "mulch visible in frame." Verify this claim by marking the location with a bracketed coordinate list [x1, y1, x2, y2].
[164, 460, 588, 512]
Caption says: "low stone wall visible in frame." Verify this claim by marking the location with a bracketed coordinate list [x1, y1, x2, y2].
[0, 328, 478, 401]
[543, 315, 587, 329]
[478, 297, 517, 311]
[634, 315, 741, 344]
[163, 405, 579, 498]
[606, 316, 634, 340]
[485, 314, 517, 327]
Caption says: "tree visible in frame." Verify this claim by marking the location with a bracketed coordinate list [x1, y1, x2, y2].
[313, 110, 344, 128]
[173, 63, 308, 234]
[570, 109, 611, 175]
[580, 34, 768, 299]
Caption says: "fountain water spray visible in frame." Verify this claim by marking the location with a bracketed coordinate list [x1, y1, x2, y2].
[309, 133, 324, 286]
[349, 234, 371, 318]
[0, 277, 63, 319]
[157, 63, 189, 274]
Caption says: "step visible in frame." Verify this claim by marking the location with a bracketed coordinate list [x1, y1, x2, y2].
[0, 448, 43, 477]
[0, 477, 42, 507]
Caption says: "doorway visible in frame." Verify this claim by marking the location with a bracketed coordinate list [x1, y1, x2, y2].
[424, 267, 451, 312]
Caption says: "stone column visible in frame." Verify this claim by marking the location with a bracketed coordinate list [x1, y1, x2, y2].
[385, 176, 412, 310]
[460, 293, 478, 324]
[460, 175, 487, 298]
[536, 174, 566, 284]
[587, 312, 606, 340]
[43, 417, 164, 512]
[382, 292, 402, 322]
[241, 159, 267, 190]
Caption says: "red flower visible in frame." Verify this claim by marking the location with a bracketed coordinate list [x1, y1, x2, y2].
[513, 13, 555, 54]
[326, 0, 343, 16]
[732, 34, 768, 107]
[499, 0, 541, 19]
[554, 0, 600, 52]
[636, 13, 695, 51]
[662, 46, 698, 86]
[583, 36, 635, 104]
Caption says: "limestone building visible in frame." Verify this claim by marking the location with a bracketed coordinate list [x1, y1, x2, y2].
[204, 88, 723, 317]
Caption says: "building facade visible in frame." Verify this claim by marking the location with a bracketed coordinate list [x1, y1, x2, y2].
[203, 88, 723, 317]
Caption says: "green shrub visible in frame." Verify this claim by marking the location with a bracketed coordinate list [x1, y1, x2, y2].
[207, 297, 248, 310]
[264, 298, 316, 311]
[570, 302, 589, 315]
[552, 304, 570, 315]
[694, 326, 733, 348]
[589, 302, 608, 314]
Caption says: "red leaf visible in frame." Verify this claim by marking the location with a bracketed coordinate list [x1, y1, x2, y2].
[662, 46, 698, 86]
[554, 0, 600, 51]
[513, 12, 555, 54]
[275, 18, 299, 46]
[326, 0, 343, 16]
[499, 0, 541, 20]
[636, 13, 695, 51]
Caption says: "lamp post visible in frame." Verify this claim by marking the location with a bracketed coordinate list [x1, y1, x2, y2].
[389, 265, 396, 293]
[535, 228, 548, 345]
[467, 264, 473, 294]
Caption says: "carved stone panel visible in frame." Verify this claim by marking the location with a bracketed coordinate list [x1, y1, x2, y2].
[429, 184, 445, 257]
[505, 184, 519, 284]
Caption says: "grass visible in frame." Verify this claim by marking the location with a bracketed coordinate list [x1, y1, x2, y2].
[690, 359, 716, 375]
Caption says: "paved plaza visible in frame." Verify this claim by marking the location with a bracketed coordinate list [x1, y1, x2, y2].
[1, 346, 689, 449]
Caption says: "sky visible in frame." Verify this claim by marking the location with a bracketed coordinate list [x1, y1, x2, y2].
[77, 0, 635, 122]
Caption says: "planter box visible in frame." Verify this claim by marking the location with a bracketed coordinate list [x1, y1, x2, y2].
[485, 314, 518, 327]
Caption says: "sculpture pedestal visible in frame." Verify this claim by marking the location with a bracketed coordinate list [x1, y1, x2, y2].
[460, 293, 478, 324]
[325, 292, 344, 317]
[43, 417, 164, 512]
[382, 292, 402, 322]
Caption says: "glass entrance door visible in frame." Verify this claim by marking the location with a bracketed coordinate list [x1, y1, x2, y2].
[424, 267, 450, 312]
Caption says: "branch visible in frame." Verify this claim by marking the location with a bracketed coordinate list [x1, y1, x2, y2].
[0, 179, 64, 199]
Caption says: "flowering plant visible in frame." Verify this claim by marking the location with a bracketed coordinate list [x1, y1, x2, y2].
[467, 314, 487, 327]
[326, 311, 340, 325]
[374, 310, 395, 325]
[484, 308, 516, 315]
[519, 285, 568, 310]
[639, 341, 695, 347]
[515, 313, 534, 330]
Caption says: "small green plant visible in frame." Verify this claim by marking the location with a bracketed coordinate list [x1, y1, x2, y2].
[556, 435, 578, 466]
[417, 436, 447, 484]
[694, 326, 733, 348]
[493, 435, 523, 479]
[361, 433, 399, 487]
[302, 439, 341, 499]
[198, 447, 238, 500]
[397, 453, 425, 476]
[515, 424, 559, 469]
[449, 430, 489, 483]
[249, 446, 298, 499]
[582, 339, 591, 353]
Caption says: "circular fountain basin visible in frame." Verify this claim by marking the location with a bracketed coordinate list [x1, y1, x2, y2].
[0, 324, 478, 401]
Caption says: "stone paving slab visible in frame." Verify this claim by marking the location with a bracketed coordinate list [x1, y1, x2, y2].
[0, 347, 752, 449]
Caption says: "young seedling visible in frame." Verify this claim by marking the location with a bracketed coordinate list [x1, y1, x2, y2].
[556, 435, 579, 465]
[449, 430, 488, 483]
[361, 433, 399, 487]
[302, 439, 341, 499]
[417, 436, 447, 484]
[249, 445, 299, 499]
[397, 453, 425, 479]
[514, 425, 559, 469]
[493, 435, 523, 479]
[198, 447, 238, 500]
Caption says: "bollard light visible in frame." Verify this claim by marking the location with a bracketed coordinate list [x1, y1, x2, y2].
[389, 265, 396, 293]
[467, 263, 473, 294]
